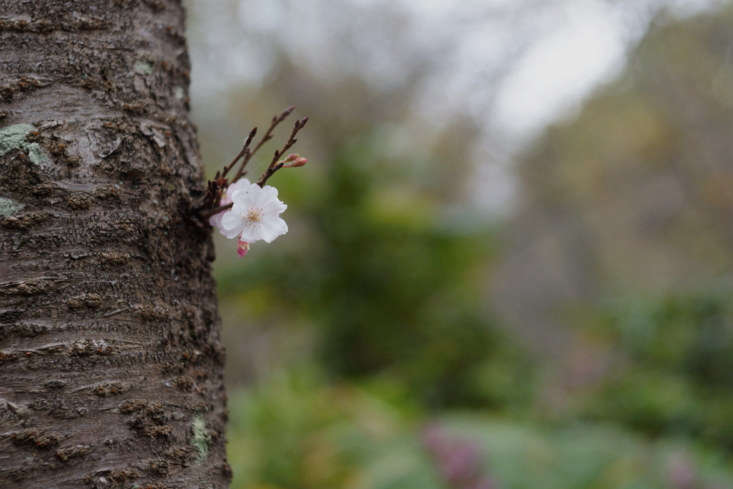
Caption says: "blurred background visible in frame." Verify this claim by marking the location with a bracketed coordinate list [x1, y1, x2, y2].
[185, 1, 733, 487]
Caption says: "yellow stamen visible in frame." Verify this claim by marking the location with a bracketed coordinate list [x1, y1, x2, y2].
[246, 208, 262, 223]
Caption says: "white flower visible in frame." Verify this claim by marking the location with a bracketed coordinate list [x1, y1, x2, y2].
[215, 178, 288, 245]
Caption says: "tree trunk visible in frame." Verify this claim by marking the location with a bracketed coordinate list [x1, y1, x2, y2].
[0, 1, 230, 488]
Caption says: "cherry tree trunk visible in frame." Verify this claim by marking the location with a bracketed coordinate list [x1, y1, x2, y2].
[0, 1, 230, 488]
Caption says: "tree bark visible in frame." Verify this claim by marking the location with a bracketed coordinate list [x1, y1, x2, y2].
[0, 1, 230, 488]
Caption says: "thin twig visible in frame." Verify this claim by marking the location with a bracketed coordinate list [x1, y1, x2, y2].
[220, 127, 258, 179]
[233, 106, 296, 181]
[197, 106, 308, 221]
[257, 116, 309, 186]
[199, 202, 233, 219]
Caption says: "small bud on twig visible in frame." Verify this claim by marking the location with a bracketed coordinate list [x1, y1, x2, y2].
[283, 157, 308, 168]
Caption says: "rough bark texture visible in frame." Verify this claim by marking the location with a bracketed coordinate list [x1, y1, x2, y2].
[0, 1, 230, 488]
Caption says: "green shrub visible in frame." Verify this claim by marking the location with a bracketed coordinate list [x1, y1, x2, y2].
[579, 290, 733, 450]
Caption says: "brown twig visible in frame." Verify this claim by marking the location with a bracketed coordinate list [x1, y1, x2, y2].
[199, 201, 233, 219]
[220, 127, 258, 179]
[197, 106, 308, 221]
[257, 116, 309, 186]
[233, 106, 296, 181]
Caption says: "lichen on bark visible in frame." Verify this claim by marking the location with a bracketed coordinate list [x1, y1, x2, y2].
[0, 196, 25, 216]
[0, 123, 48, 165]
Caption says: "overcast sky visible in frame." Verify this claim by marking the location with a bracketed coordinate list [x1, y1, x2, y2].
[189, 0, 721, 137]
[491, 0, 723, 137]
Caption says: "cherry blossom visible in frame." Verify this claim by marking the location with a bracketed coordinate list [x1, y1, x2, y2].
[210, 178, 288, 253]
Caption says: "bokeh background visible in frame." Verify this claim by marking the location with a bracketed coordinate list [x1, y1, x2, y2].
[184, 1, 733, 488]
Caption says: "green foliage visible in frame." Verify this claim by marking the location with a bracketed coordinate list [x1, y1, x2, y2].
[227, 375, 733, 489]
[217, 141, 534, 409]
[441, 416, 733, 489]
[577, 290, 733, 450]
[227, 369, 442, 489]
[607, 292, 733, 388]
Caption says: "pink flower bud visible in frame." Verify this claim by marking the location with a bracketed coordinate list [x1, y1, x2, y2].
[237, 239, 250, 257]
[284, 157, 308, 168]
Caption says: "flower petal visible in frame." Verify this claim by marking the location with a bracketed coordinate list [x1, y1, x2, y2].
[220, 210, 245, 239]
[254, 185, 279, 207]
[209, 212, 223, 228]
[239, 221, 261, 243]
[259, 216, 288, 243]
[261, 184, 279, 199]
[229, 178, 257, 204]
[263, 198, 287, 215]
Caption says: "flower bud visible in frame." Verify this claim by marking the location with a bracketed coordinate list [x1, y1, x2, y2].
[284, 157, 308, 168]
[237, 239, 250, 257]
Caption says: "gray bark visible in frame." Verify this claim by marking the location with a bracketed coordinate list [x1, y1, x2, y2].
[0, 1, 230, 488]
